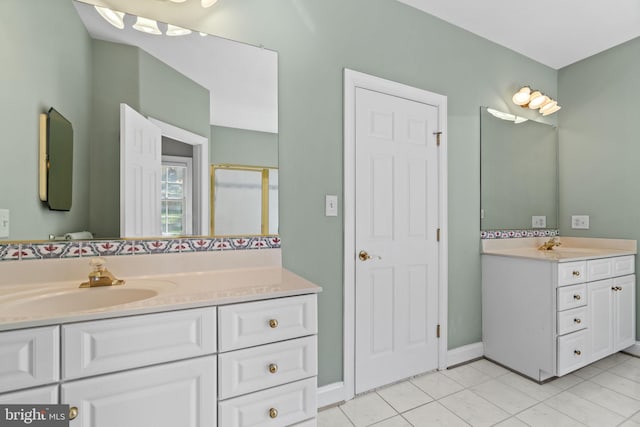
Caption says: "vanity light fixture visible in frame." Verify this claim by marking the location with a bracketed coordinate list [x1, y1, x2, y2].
[487, 108, 528, 124]
[166, 24, 192, 36]
[512, 86, 561, 116]
[94, 6, 125, 29]
[132, 16, 162, 35]
[169, 0, 219, 8]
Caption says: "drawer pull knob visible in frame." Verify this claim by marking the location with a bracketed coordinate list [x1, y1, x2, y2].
[69, 407, 78, 420]
[574, 350, 582, 356]
[572, 271, 581, 277]
[269, 408, 278, 419]
[574, 318, 582, 324]
[573, 294, 581, 300]
[612, 286, 622, 291]
[269, 363, 278, 374]
[269, 319, 279, 328]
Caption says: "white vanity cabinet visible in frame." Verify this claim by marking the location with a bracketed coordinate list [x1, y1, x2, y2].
[483, 253, 636, 381]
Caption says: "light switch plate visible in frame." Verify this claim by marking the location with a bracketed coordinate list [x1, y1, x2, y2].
[572, 215, 590, 229]
[532, 216, 546, 228]
[0, 209, 9, 238]
[325, 195, 338, 217]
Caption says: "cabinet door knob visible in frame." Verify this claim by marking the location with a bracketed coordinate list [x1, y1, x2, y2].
[574, 318, 581, 324]
[572, 271, 581, 277]
[573, 294, 581, 300]
[269, 363, 278, 374]
[69, 407, 78, 420]
[269, 319, 279, 328]
[269, 408, 278, 419]
[574, 350, 582, 356]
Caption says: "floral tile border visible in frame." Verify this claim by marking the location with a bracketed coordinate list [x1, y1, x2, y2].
[0, 236, 281, 262]
[481, 229, 559, 239]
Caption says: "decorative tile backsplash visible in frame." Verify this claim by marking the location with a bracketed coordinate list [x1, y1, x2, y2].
[481, 229, 559, 239]
[0, 236, 281, 262]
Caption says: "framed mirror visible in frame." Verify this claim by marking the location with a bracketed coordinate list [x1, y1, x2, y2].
[480, 107, 558, 231]
[0, 0, 277, 241]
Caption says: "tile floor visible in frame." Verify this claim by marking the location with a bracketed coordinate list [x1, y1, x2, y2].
[318, 352, 640, 427]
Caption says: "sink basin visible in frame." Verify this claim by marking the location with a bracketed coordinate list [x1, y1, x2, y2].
[0, 279, 175, 317]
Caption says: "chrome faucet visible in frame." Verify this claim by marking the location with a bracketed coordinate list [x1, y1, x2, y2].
[538, 237, 561, 251]
[80, 258, 125, 288]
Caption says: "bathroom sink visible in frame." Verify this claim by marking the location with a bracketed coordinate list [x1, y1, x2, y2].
[0, 280, 174, 317]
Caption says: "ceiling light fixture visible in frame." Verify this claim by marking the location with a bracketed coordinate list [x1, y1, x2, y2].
[94, 6, 125, 29]
[512, 86, 561, 116]
[169, 0, 219, 8]
[132, 16, 162, 35]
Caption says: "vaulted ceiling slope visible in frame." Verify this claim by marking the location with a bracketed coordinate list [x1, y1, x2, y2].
[397, 0, 640, 69]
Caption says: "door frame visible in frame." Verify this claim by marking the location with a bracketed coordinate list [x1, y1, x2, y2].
[343, 69, 448, 402]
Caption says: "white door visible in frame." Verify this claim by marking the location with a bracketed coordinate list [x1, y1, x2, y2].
[613, 274, 636, 351]
[120, 104, 162, 238]
[355, 87, 440, 393]
[588, 279, 614, 362]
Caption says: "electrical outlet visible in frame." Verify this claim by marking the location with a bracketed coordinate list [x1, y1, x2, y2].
[0, 209, 9, 239]
[325, 195, 338, 217]
[532, 216, 546, 228]
[572, 215, 590, 229]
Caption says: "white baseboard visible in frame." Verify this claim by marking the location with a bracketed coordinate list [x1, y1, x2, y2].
[447, 342, 484, 367]
[317, 381, 345, 409]
[622, 342, 640, 357]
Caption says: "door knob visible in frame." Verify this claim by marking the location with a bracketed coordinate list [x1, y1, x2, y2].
[359, 250, 381, 261]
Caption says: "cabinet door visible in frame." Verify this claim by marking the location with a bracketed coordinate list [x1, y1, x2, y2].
[588, 279, 614, 362]
[0, 385, 58, 404]
[62, 356, 216, 427]
[614, 274, 636, 351]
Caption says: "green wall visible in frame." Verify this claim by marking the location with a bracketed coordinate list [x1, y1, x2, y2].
[558, 37, 640, 334]
[0, 0, 92, 240]
[210, 125, 278, 168]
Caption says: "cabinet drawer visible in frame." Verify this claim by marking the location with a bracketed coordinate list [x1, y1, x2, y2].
[0, 326, 59, 393]
[219, 295, 317, 352]
[63, 307, 216, 379]
[219, 336, 317, 399]
[587, 258, 613, 282]
[219, 377, 317, 427]
[0, 385, 58, 404]
[557, 330, 589, 376]
[557, 284, 587, 311]
[557, 306, 588, 336]
[558, 261, 586, 287]
[613, 256, 635, 277]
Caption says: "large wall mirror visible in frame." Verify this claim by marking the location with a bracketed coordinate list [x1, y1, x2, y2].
[0, 0, 277, 241]
[480, 107, 558, 231]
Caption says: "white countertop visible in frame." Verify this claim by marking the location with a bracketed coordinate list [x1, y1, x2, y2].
[481, 237, 637, 262]
[0, 250, 322, 331]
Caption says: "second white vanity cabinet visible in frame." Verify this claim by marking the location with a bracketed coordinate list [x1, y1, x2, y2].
[483, 246, 636, 382]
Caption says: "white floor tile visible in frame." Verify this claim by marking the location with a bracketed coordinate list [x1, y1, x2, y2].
[572, 364, 604, 380]
[442, 364, 493, 388]
[468, 359, 510, 377]
[403, 401, 469, 427]
[340, 393, 397, 427]
[517, 403, 584, 427]
[569, 380, 640, 417]
[470, 379, 538, 414]
[590, 371, 640, 400]
[591, 353, 632, 370]
[619, 420, 640, 427]
[549, 373, 583, 390]
[609, 360, 640, 383]
[317, 407, 354, 427]
[410, 371, 465, 399]
[494, 418, 529, 427]
[545, 390, 624, 427]
[370, 415, 412, 427]
[497, 372, 562, 401]
[439, 389, 509, 427]
[376, 380, 433, 413]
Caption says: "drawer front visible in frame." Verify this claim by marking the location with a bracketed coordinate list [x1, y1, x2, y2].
[218, 377, 317, 427]
[0, 385, 58, 404]
[219, 336, 317, 399]
[557, 306, 588, 336]
[0, 326, 59, 393]
[613, 256, 635, 277]
[587, 258, 613, 282]
[219, 295, 317, 352]
[557, 284, 587, 311]
[63, 307, 216, 380]
[557, 261, 586, 287]
[557, 330, 590, 376]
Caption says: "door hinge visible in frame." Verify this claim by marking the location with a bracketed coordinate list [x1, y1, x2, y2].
[437, 324, 441, 338]
[434, 131, 443, 146]
[437, 228, 440, 242]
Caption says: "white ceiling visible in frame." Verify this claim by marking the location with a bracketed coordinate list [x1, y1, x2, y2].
[397, 0, 640, 69]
